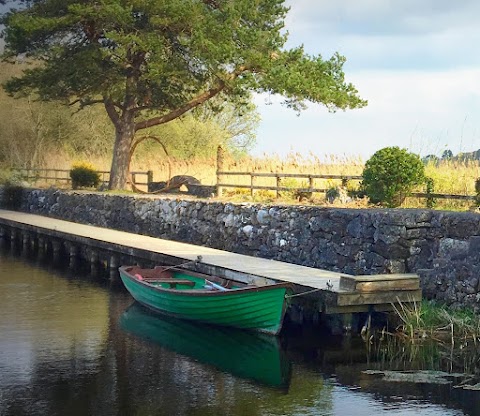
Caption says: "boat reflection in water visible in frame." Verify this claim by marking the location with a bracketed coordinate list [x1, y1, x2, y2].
[120, 303, 292, 389]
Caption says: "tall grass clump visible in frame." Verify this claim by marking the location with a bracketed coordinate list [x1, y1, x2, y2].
[392, 300, 480, 345]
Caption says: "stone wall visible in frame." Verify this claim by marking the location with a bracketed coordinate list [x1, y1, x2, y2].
[3, 187, 480, 311]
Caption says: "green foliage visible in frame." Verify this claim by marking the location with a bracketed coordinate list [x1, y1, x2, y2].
[2, 0, 367, 189]
[69, 162, 100, 189]
[325, 187, 339, 203]
[0, 168, 25, 209]
[442, 149, 453, 160]
[1, 183, 24, 210]
[361, 147, 425, 207]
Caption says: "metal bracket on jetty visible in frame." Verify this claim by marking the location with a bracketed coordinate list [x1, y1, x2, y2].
[0, 209, 421, 316]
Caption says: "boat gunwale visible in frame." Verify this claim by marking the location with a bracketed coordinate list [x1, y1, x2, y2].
[119, 265, 293, 297]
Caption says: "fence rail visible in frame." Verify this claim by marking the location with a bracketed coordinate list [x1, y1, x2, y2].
[11, 166, 479, 204]
[216, 170, 477, 203]
[13, 168, 152, 187]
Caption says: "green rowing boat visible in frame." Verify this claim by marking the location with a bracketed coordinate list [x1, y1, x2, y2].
[118, 265, 292, 335]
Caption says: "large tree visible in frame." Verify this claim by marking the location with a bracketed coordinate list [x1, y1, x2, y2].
[1, 0, 367, 190]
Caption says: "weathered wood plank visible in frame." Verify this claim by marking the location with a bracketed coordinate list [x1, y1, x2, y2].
[339, 273, 420, 292]
[355, 280, 420, 292]
[336, 289, 422, 306]
[344, 273, 419, 282]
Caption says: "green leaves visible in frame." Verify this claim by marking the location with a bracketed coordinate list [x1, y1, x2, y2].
[2, 0, 367, 189]
[2, 0, 365, 118]
[362, 147, 426, 208]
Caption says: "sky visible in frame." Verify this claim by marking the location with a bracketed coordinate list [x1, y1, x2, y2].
[251, 0, 480, 160]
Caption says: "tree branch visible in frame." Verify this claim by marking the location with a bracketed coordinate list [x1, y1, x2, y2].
[104, 97, 121, 128]
[135, 80, 226, 131]
[134, 66, 250, 131]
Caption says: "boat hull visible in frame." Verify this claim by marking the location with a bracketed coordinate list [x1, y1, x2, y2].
[119, 266, 290, 335]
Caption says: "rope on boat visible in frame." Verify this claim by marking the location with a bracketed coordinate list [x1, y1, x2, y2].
[160, 255, 203, 272]
[285, 287, 325, 298]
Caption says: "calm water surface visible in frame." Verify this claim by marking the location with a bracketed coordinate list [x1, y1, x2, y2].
[1, 250, 479, 416]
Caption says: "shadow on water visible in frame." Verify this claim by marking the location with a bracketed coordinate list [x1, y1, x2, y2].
[120, 303, 292, 389]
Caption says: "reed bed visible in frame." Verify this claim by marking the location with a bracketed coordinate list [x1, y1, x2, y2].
[17, 150, 480, 210]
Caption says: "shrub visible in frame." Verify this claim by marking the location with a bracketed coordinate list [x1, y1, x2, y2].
[70, 161, 101, 189]
[325, 186, 339, 203]
[361, 147, 425, 207]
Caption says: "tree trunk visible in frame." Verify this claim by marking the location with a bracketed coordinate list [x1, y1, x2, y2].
[109, 121, 135, 190]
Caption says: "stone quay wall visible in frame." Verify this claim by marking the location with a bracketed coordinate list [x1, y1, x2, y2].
[3, 187, 480, 311]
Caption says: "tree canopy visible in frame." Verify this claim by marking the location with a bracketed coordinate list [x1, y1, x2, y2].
[1, 0, 367, 189]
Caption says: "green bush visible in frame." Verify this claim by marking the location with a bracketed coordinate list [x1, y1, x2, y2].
[0, 168, 26, 210]
[361, 147, 425, 207]
[70, 162, 101, 189]
[325, 186, 339, 203]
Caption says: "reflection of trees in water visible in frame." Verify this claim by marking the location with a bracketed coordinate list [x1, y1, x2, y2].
[0, 254, 112, 415]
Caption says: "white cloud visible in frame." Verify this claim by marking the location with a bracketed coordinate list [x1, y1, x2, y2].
[251, 2, 480, 159]
[284, 1, 480, 70]
[285, 0, 480, 37]
[253, 68, 480, 159]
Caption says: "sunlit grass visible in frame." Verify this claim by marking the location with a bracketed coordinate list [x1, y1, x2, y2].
[20, 150, 480, 210]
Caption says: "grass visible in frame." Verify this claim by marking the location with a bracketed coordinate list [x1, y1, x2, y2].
[369, 300, 480, 381]
[6, 150, 480, 210]
[391, 299, 480, 345]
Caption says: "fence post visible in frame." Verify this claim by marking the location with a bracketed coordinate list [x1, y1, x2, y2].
[308, 176, 314, 193]
[276, 175, 282, 198]
[147, 170, 153, 192]
[216, 145, 225, 197]
[250, 174, 255, 197]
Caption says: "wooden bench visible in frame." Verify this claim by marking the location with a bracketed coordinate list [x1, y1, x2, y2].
[143, 278, 195, 288]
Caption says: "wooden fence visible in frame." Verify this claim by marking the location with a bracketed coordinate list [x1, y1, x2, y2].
[216, 171, 362, 198]
[13, 167, 153, 187]
[216, 170, 476, 203]
[11, 165, 478, 204]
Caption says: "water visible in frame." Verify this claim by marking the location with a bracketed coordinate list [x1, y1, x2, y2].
[1, 250, 479, 416]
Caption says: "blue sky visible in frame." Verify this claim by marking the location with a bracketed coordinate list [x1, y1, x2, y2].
[252, 0, 480, 159]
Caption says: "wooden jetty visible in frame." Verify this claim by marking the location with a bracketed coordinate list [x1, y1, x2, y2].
[0, 209, 421, 316]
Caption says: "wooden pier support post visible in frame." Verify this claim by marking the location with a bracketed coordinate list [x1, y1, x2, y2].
[109, 254, 120, 282]
[0, 227, 5, 249]
[29, 233, 37, 252]
[10, 229, 18, 251]
[37, 236, 46, 260]
[22, 231, 30, 253]
[88, 249, 100, 277]
[66, 242, 78, 269]
[51, 240, 62, 263]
